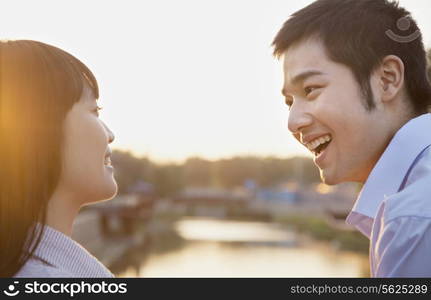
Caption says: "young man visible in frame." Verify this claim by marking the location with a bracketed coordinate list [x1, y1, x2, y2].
[272, 0, 431, 277]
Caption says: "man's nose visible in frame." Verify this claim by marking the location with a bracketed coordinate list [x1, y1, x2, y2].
[287, 102, 313, 135]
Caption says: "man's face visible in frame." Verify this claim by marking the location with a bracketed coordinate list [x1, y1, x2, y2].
[282, 38, 390, 184]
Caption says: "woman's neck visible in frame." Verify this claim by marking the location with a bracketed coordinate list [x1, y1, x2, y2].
[45, 188, 81, 237]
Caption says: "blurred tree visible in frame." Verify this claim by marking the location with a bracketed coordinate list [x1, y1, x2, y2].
[258, 157, 290, 187]
[111, 150, 322, 195]
[111, 150, 152, 194]
[183, 157, 212, 186]
[213, 156, 261, 188]
[212, 156, 320, 188]
[296, 156, 321, 184]
[152, 164, 184, 197]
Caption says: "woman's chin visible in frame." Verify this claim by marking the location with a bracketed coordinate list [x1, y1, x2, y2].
[103, 166, 118, 196]
[86, 179, 118, 204]
[103, 180, 118, 200]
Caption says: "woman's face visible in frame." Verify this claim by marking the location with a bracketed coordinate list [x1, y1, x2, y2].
[58, 83, 117, 205]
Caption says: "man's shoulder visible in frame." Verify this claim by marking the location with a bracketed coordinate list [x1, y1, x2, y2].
[383, 149, 431, 222]
[403, 145, 431, 189]
[14, 257, 74, 278]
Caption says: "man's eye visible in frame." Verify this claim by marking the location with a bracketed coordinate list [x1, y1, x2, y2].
[304, 86, 318, 95]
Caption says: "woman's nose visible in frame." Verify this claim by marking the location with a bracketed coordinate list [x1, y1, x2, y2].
[102, 121, 115, 144]
[108, 128, 115, 144]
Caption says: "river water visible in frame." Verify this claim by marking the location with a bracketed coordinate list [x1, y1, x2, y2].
[116, 217, 369, 277]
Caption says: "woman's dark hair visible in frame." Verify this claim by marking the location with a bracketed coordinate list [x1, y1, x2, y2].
[272, 0, 431, 114]
[427, 49, 431, 81]
[0, 40, 99, 277]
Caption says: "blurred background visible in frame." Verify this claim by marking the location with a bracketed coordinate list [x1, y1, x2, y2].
[3, 0, 431, 277]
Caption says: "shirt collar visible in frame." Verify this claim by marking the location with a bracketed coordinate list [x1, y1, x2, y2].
[30, 223, 114, 277]
[346, 113, 431, 232]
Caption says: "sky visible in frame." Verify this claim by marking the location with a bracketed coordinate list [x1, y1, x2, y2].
[2, 0, 430, 163]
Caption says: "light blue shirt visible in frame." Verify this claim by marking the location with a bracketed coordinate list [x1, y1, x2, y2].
[346, 113, 431, 277]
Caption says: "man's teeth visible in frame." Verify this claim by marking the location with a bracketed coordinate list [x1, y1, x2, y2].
[306, 135, 332, 151]
[104, 157, 111, 166]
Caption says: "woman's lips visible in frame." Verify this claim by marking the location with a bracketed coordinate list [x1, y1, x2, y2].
[104, 156, 112, 166]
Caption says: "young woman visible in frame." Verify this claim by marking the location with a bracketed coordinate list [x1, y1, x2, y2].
[0, 40, 118, 277]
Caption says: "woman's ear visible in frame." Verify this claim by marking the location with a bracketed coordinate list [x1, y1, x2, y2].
[378, 55, 405, 103]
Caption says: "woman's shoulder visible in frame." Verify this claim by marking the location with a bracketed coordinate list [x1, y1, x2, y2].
[14, 257, 74, 278]
[14, 224, 115, 278]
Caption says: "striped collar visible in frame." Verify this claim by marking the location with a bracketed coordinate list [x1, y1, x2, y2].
[29, 223, 114, 277]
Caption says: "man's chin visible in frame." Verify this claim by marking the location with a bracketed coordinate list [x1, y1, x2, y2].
[320, 170, 338, 185]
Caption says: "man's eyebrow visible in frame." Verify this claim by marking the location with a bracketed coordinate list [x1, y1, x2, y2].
[282, 70, 326, 96]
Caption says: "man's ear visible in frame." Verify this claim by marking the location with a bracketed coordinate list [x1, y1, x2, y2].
[378, 55, 405, 103]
